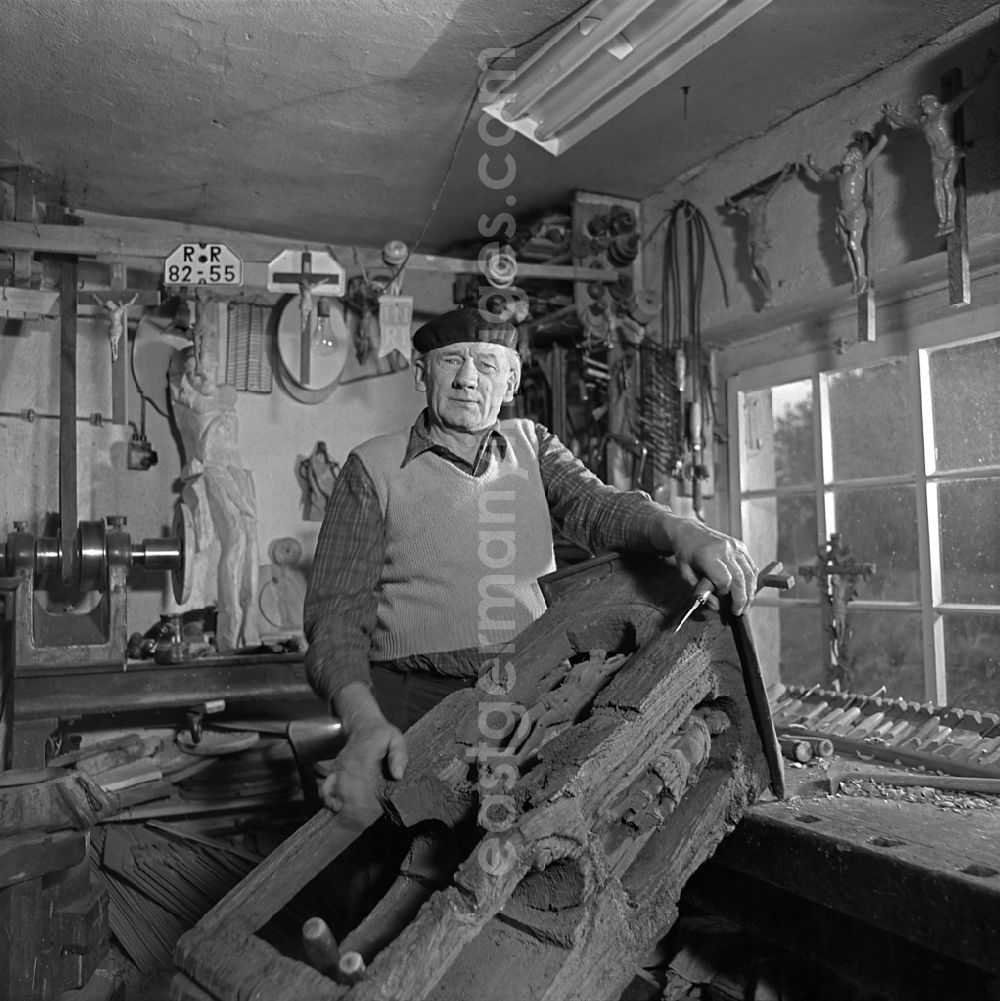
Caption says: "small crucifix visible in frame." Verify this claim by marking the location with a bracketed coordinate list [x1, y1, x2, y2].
[91, 292, 137, 363]
[803, 131, 887, 342]
[722, 162, 796, 310]
[86, 261, 159, 425]
[270, 250, 339, 385]
[882, 51, 998, 306]
[798, 532, 875, 692]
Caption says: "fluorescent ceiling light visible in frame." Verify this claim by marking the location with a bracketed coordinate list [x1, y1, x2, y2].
[482, 0, 775, 156]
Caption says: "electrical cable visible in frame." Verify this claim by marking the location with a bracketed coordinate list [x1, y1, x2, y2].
[407, 0, 594, 257]
[660, 200, 728, 520]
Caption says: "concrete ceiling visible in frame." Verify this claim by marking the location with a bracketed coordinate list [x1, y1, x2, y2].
[1, 0, 996, 253]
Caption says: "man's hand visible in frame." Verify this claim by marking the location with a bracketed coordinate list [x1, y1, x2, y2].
[323, 681, 408, 822]
[649, 513, 759, 615]
[320, 720, 407, 822]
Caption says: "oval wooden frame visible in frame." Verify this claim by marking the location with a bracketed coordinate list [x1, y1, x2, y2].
[270, 293, 349, 405]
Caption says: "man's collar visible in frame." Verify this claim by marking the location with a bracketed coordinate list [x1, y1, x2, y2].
[402, 409, 509, 468]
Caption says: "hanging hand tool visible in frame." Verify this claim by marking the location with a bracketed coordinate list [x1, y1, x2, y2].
[660, 201, 728, 521]
[673, 560, 794, 634]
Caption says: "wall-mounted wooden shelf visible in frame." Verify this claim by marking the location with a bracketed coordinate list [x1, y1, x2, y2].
[705, 233, 1000, 375]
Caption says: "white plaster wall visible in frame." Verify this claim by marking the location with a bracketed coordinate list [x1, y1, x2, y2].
[238, 268, 452, 578]
[0, 311, 178, 630]
[0, 267, 452, 637]
[238, 357, 424, 571]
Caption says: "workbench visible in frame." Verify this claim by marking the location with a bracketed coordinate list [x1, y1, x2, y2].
[685, 762, 1000, 1001]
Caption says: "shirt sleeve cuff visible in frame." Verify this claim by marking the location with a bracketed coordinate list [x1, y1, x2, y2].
[304, 648, 373, 710]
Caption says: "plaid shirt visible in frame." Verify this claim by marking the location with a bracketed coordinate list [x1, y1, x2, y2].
[303, 410, 668, 706]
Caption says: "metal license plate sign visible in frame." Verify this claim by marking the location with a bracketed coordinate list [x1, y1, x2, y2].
[164, 243, 243, 286]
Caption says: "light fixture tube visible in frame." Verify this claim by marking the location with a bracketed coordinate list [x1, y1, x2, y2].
[483, 0, 776, 156]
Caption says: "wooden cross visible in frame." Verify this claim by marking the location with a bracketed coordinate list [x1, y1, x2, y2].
[270, 251, 339, 385]
[798, 532, 875, 691]
[883, 56, 998, 305]
[856, 133, 882, 342]
[722, 163, 795, 310]
[942, 67, 970, 307]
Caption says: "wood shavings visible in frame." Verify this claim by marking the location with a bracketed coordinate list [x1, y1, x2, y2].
[836, 778, 1000, 813]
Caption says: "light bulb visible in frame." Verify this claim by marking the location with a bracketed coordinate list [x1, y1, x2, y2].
[312, 299, 338, 356]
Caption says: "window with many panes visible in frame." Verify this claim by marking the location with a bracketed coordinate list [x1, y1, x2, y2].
[730, 330, 1000, 711]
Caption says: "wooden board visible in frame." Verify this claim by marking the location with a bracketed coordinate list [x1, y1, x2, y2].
[0, 830, 87, 889]
[0, 837, 107, 1000]
[0, 769, 112, 835]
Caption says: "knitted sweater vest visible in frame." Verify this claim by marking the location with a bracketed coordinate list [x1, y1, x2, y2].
[354, 419, 556, 661]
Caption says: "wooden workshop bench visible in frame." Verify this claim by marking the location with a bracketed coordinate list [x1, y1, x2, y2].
[685, 763, 1000, 1001]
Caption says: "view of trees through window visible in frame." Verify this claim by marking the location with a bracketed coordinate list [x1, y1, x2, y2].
[740, 333, 1000, 712]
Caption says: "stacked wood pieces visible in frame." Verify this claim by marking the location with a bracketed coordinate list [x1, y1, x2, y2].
[89, 822, 265, 972]
[49, 726, 306, 823]
[51, 733, 171, 814]
[771, 684, 1000, 778]
[174, 553, 778, 1001]
[0, 766, 112, 833]
[0, 768, 113, 999]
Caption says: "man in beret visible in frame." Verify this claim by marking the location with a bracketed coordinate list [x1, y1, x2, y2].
[303, 306, 759, 823]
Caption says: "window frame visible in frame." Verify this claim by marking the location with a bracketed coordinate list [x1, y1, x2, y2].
[726, 308, 1000, 706]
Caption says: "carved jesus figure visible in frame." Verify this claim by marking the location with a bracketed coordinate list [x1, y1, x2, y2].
[881, 51, 998, 236]
[93, 293, 138, 361]
[803, 134, 888, 295]
[722, 163, 796, 306]
[168, 307, 260, 651]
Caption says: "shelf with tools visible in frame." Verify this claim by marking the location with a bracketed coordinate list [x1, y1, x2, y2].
[465, 193, 660, 489]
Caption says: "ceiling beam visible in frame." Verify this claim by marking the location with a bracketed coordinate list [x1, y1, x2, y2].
[0, 216, 620, 284]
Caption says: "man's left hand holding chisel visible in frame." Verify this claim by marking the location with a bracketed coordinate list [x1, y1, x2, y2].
[647, 516, 761, 622]
[674, 560, 796, 633]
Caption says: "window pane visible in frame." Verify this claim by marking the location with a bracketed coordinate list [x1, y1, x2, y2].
[845, 611, 924, 701]
[780, 606, 924, 700]
[743, 495, 817, 600]
[939, 478, 1000, 604]
[944, 614, 1000, 711]
[740, 380, 813, 491]
[835, 486, 919, 601]
[827, 359, 913, 479]
[773, 381, 814, 488]
[778, 604, 825, 689]
[930, 335, 1000, 470]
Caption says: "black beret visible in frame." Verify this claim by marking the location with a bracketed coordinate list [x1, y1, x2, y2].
[412, 307, 518, 354]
